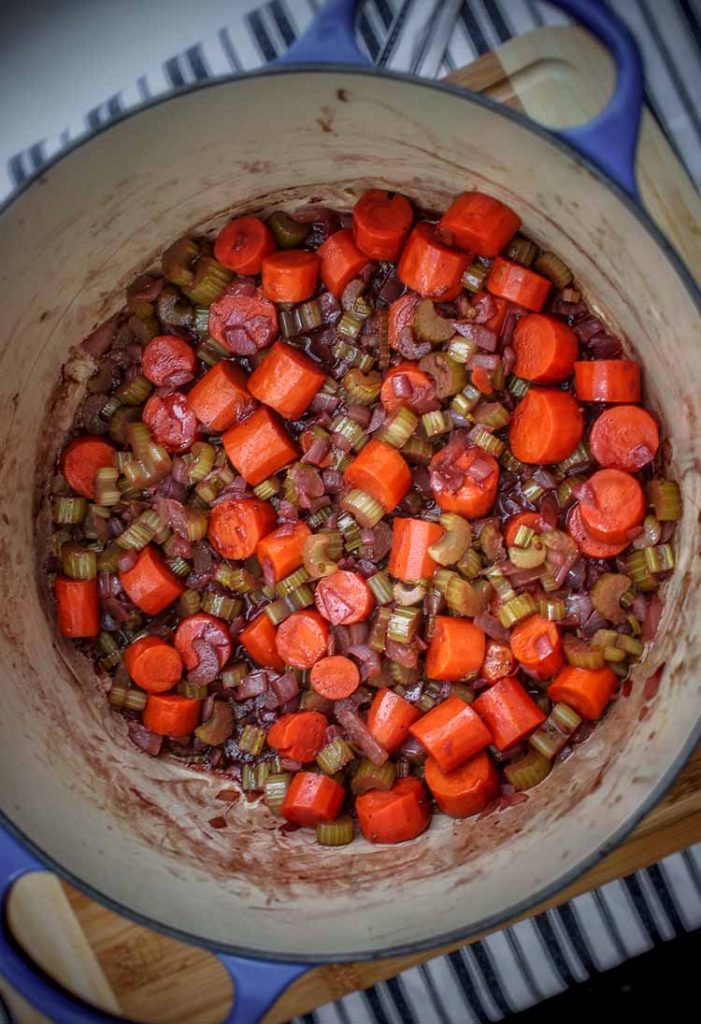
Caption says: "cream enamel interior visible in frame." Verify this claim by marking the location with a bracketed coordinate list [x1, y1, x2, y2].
[0, 71, 699, 959]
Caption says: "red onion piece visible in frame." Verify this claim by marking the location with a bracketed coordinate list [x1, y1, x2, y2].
[468, 352, 500, 371]
[451, 322, 498, 351]
[301, 436, 331, 466]
[188, 640, 220, 685]
[127, 721, 163, 757]
[385, 639, 419, 668]
[642, 594, 663, 643]
[395, 326, 431, 360]
[346, 644, 381, 680]
[117, 549, 139, 573]
[236, 672, 269, 699]
[271, 671, 300, 706]
[473, 611, 510, 642]
[82, 313, 120, 357]
[466, 455, 496, 482]
[335, 706, 388, 765]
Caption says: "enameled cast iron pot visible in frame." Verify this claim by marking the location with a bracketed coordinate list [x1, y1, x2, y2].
[0, 1, 699, 1021]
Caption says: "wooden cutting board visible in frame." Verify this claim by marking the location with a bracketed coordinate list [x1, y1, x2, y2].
[3, 25, 700, 1024]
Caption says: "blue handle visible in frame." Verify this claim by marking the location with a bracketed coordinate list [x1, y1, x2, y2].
[549, 0, 643, 197]
[277, 0, 369, 66]
[278, 0, 642, 196]
[0, 829, 311, 1024]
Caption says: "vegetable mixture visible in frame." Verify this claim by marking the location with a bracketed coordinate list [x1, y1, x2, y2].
[48, 189, 679, 846]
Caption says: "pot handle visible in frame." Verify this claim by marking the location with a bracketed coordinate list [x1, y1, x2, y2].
[548, 0, 643, 198]
[278, 0, 642, 198]
[277, 0, 369, 67]
[0, 829, 311, 1024]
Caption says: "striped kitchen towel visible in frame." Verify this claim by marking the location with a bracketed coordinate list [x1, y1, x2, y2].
[293, 846, 701, 1024]
[1, 0, 700, 199]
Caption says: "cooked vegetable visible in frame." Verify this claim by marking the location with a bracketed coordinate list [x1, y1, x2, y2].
[52, 186, 678, 847]
[355, 777, 430, 844]
[261, 249, 319, 303]
[574, 360, 641, 403]
[424, 751, 500, 816]
[589, 405, 659, 472]
[248, 341, 326, 419]
[409, 695, 491, 773]
[353, 189, 413, 261]
[486, 257, 551, 311]
[472, 676, 546, 752]
[143, 694, 201, 737]
[509, 388, 584, 464]
[437, 191, 520, 256]
[510, 614, 564, 680]
[223, 407, 298, 485]
[547, 665, 617, 721]
[398, 223, 470, 301]
[512, 314, 578, 383]
[281, 771, 344, 826]
[578, 469, 645, 544]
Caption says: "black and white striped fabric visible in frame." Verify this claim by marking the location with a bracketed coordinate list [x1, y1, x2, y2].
[294, 847, 701, 1024]
[0, 2, 698, 1020]
[2, 0, 700, 198]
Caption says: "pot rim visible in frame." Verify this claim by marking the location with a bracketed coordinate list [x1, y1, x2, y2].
[1, 64, 699, 964]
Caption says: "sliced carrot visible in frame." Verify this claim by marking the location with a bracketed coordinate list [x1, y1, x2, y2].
[314, 570, 375, 626]
[352, 189, 413, 261]
[261, 250, 319, 303]
[473, 676, 545, 751]
[471, 365, 495, 396]
[119, 545, 184, 614]
[548, 664, 617, 721]
[410, 695, 492, 773]
[186, 361, 255, 432]
[578, 468, 645, 544]
[380, 361, 434, 413]
[256, 521, 311, 584]
[509, 387, 584, 464]
[482, 641, 516, 683]
[207, 497, 276, 559]
[574, 359, 641, 403]
[510, 614, 564, 680]
[214, 215, 276, 275]
[487, 257, 551, 311]
[429, 442, 500, 518]
[61, 436, 115, 499]
[239, 612, 284, 671]
[355, 776, 430, 844]
[566, 504, 629, 558]
[512, 314, 578, 383]
[54, 578, 99, 637]
[344, 438, 411, 513]
[504, 511, 542, 548]
[143, 694, 201, 737]
[274, 609, 329, 669]
[248, 341, 326, 419]
[367, 688, 421, 753]
[174, 612, 233, 672]
[388, 293, 419, 350]
[310, 655, 360, 700]
[124, 636, 182, 693]
[425, 751, 500, 818]
[143, 392, 198, 454]
[281, 772, 345, 827]
[472, 290, 508, 333]
[208, 288, 278, 354]
[388, 517, 442, 582]
[589, 405, 659, 472]
[142, 334, 197, 387]
[437, 191, 520, 257]
[425, 616, 486, 682]
[397, 223, 470, 301]
[266, 710, 328, 763]
[222, 406, 298, 485]
[317, 229, 369, 298]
